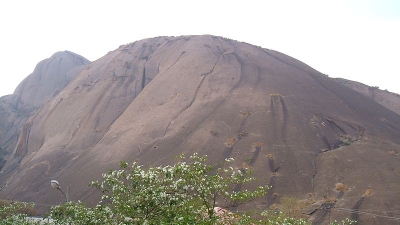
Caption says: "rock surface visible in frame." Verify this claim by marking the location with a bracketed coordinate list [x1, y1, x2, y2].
[1, 36, 399, 224]
[335, 78, 400, 115]
[13, 51, 90, 110]
[0, 51, 89, 171]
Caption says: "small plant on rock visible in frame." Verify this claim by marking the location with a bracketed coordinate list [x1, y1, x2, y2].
[335, 183, 348, 193]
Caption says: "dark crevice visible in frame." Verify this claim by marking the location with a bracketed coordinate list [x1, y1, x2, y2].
[268, 157, 275, 173]
[311, 203, 335, 225]
[165, 51, 186, 71]
[141, 67, 146, 90]
[320, 135, 332, 150]
[249, 146, 261, 166]
[221, 146, 235, 161]
[245, 55, 261, 86]
[325, 118, 347, 135]
[203, 44, 219, 57]
[162, 121, 172, 138]
[14, 122, 32, 163]
[232, 53, 244, 82]
[157, 39, 185, 73]
[2, 132, 17, 148]
[124, 62, 130, 77]
[351, 197, 365, 222]
[311, 153, 318, 193]
[188, 76, 206, 108]
[201, 55, 220, 76]
[270, 95, 288, 142]
[280, 97, 288, 142]
[183, 55, 219, 107]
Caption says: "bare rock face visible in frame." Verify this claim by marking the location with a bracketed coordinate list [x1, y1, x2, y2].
[0, 95, 26, 170]
[14, 51, 90, 110]
[0, 51, 89, 171]
[335, 78, 400, 115]
[1, 36, 399, 224]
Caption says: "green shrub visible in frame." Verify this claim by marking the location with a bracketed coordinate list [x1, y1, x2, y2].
[0, 202, 40, 225]
[48, 154, 268, 224]
[0, 154, 356, 225]
[0, 200, 37, 219]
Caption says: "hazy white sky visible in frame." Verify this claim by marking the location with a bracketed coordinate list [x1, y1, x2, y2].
[0, 0, 399, 97]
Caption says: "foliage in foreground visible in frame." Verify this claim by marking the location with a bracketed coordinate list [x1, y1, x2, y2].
[48, 153, 268, 224]
[0, 154, 356, 224]
[0, 202, 40, 225]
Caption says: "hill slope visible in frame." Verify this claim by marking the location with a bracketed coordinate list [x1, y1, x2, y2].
[0, 51, 89, 170]
[1, 36, 399, 224]
[335, 78, 400, 115]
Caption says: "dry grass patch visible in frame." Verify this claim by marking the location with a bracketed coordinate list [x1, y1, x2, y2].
[241, 162, 250, 170]
[363, 188, 374, 197]
[279, 196, 308, 219]
[388, 150, 397, 155]
[269, 203, 279, 210]
[238, 130, 248, 138]
[252, 142, 263, 148]
[335, 183, 348, 192]
[270, 93, 282, 97]
[323, 196, 338, 204]
[225, 137, 237, 147]
[239, 111, 252, 117]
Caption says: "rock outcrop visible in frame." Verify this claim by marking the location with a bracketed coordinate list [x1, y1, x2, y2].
[0, 51, 89, 171]
[13, 51, 90, 110]
[335, 78, 400, 115]
[1, 36, 399, 224]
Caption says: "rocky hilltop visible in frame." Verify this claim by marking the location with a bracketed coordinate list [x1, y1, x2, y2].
[1, 36, 399, 224]
[14, 51, 90, 110]
[335, 78, 400, 115]
[0, 51, 89, 170]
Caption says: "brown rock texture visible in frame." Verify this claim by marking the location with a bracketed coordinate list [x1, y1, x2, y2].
[0, 51, 89, 171]
[1, 36, 399, 224]
[335, 78, 400, 115]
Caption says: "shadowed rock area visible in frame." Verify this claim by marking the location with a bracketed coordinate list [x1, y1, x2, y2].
[0, 36, 399, 224]
[0, 51, 89, 171]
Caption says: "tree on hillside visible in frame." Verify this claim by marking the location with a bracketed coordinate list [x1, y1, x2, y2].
[49, 153, 268, 224]
[0, 153, 355, 225]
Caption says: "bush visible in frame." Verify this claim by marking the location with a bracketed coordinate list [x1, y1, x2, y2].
[1, 154, 356, 225]
[48, 154, 268, 224]
[0, 200, 37, 219]
[335, 183, 348, 193]
[0, 202, 40, 225]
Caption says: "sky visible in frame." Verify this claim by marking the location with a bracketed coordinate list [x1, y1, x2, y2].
[0, 0, 399, 97]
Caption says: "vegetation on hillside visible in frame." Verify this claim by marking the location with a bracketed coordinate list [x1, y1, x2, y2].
[0, 154, 355, 224]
